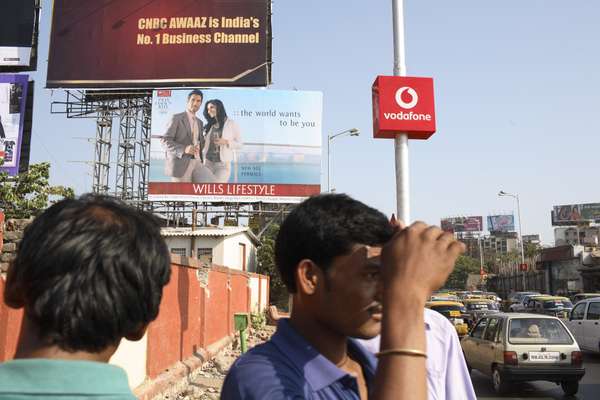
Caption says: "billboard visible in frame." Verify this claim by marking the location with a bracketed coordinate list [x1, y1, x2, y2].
[148, 89, 322, 203]
[0, 1, 36, 68]
[553, 203, 600, 225]
[47, 0, 271, 88]
[0, 74, 29, 176]
[372, 76, 436, 140]
[440, 216, 483, 233]
[487, 214, 515, 232]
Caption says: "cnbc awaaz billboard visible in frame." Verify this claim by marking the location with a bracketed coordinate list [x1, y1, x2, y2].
[148, 89, 322, 203]
[47, 0, 271, 88]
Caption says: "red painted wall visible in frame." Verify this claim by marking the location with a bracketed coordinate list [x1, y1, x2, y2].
[0, 257, 269, 386]
[0, 278, 23, 361]
[204, 269, 230, 346]
[146, 264, 204, 378]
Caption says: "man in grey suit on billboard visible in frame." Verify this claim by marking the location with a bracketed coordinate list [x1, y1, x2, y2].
[161, 89, 211, 182]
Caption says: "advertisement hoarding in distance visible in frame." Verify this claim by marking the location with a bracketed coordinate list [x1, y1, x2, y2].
[0, 1, 36, 68]
[440, 216, 483, 233]
[487, 214, 515, 232]
[148, 89, 322, 203]
[552, 203, 600, 225]
[47, 0, 271, 88]
[0, 74, 29, 176]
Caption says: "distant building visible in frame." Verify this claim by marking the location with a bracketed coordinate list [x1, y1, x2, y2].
[554, 226, 599, 247]
[482, 231, 519, 254]
[522, 234, 541, 245]
[161, 226, 259, 272]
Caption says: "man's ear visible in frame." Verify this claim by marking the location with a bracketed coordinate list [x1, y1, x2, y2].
[125, 323, 149, 342]
[295, 259, 322, 295]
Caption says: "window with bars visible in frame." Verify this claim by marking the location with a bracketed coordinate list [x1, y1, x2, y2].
[171, 248, 187, 257]
[198, 248, 213, 265]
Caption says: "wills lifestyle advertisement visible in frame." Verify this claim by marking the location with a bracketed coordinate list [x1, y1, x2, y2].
[149, 89, 323, 203]
[0, 74, 28, 176]
[47, 0, 271, 88]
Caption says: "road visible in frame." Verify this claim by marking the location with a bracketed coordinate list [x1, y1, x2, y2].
[472, 352, 600, 399]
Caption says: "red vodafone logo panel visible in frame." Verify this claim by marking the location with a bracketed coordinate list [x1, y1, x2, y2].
[372, 76, 436, 139]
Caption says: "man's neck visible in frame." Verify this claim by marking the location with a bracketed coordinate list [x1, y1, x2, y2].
[289, 300, 348, 365]
[13, 316, 116, 363]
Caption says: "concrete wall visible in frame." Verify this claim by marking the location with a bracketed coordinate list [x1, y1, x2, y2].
[110, 334, 148, 389]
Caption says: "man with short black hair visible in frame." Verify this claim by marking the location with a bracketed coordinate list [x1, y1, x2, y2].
[221, 193, 467, 400]
[0, 194, 171, 399]
[161, 89, 213, 182]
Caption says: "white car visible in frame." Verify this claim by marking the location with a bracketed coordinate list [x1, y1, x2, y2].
[565, 298, 600, 353]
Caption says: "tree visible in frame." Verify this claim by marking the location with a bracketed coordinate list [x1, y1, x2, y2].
[256, 223, 289, 309]
[444, 255, 484, 289]
[0, 162, 74, 219]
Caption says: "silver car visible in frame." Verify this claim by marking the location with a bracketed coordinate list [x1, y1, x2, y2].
[461, 313, 585, 395]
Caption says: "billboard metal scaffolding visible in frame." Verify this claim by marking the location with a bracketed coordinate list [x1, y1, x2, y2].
[51, 90, 152, 200]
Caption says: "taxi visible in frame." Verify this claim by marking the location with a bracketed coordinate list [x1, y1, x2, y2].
[425, 300, 469, 337]
[462, 298, 500, 326]
[526, 296, 573, 319]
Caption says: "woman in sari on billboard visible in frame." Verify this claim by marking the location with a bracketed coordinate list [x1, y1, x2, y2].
[199, 99, 243, 183]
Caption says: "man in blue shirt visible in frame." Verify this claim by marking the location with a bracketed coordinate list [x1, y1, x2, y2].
[221, 194, 466, 399]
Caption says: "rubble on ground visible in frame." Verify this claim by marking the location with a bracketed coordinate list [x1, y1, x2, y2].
[154, 325, 276, 400]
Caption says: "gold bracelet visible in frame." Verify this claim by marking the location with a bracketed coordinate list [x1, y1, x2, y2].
[376, 349, 428, 358]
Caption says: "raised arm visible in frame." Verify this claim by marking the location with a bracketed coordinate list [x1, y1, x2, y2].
[372, 222, 465, 400]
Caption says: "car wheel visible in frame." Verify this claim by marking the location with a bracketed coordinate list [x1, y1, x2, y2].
[561, 381, 579, 396]
[492, 367, 510, 394]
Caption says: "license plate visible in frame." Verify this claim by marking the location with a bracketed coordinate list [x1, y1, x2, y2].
[449, 310, 461, 317]
[528, 352, 560, 362]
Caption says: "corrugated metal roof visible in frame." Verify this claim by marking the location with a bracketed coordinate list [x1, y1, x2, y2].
[161, 226, 260, 244]
[161, 226, 248, 237]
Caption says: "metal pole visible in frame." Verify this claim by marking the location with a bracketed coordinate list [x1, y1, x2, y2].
[516, 194, 526, 290]
[392, 0, 410, 223]
[327, 137, 330, 192]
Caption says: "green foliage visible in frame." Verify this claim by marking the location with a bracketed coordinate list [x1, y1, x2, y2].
[445, 255, 485, 289]
[256, 223, 289, 309]
[250, 311, 266, 329]
[0, 162, 74, 219]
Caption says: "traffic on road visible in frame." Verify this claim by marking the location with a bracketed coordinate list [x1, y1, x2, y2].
[427, 290, 600, 398]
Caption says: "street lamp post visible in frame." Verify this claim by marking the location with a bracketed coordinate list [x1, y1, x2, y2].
[327, 128, 359, 192]
[498, 190, 526, 290]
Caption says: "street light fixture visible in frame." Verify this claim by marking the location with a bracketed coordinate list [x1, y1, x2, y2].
[498, 190, 526, 289]
[327, 128, 360, 192]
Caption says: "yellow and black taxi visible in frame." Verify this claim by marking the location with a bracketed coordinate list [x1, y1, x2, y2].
[425, 300, 469, 337]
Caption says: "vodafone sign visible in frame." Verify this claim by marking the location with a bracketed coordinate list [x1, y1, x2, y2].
[372, 75, 436, 139]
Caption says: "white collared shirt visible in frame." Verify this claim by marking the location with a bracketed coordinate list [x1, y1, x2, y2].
[356, 308, 476, 400]
[186, 110, 199, 145]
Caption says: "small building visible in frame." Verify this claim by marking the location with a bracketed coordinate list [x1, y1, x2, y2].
[554, 226, 600, 247]
[161, 226, 259, 272]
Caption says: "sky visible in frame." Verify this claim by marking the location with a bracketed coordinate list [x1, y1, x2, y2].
[20, 1, 600, 245]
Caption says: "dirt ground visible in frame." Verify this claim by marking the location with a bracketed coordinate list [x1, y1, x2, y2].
[154, 325, 276, 400]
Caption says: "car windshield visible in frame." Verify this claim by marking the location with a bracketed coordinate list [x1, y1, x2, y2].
[508, 318, 573, 345]
[430, 305, 464, 316]
[543, 300, 573, 309]
[467, 303, 498, 310]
